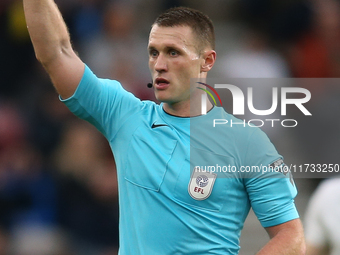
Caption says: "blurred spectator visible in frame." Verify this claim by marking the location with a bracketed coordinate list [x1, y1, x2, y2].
[29, 85, 74, 160]
[304, 178, 340, 255]
[237, 0, 312, 44]
[71, 0, 107, 42]
[0, 0, 35, 97]
[0, 103, 60, 254]
[289, 0, 340, 78]
[9, 225, 70, 255]
[219, 29, 289, 78]
[80, 1, 154, 100]
[53, 120, 119, 255]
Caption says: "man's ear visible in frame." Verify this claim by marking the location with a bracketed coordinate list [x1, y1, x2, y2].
[201, 50, 216, 72]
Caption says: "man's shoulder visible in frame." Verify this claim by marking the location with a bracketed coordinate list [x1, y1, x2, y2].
[140, 100, 161, 111]
[193, 107, 264, 150]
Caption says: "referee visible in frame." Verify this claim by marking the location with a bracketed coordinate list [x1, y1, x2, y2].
[23, 1, 305, 254]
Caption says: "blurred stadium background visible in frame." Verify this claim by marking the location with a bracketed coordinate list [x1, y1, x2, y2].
[1, 0, 340, 254]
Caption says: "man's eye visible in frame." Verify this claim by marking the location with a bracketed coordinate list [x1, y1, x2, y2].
[169, 50, 178, 56]
[150, 51, 158, 57]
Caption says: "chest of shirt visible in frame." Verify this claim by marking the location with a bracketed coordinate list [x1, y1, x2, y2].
[112, 116, 247, 213]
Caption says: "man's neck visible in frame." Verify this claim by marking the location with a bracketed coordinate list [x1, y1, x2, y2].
[163, 99, 213, 117]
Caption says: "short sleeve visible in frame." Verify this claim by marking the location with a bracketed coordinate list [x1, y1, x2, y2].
[243, 128, 299, 227]
[60, 65, 143, 139]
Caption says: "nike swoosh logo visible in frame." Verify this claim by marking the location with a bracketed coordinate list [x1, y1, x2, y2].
[152, 123, 168, 129]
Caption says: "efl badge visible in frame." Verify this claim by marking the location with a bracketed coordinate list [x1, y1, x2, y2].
[188, 170, 217, 200]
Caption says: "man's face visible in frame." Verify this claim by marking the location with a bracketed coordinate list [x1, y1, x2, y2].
[148, 25, 204, 105]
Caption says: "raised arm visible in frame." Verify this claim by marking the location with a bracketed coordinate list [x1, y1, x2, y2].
[23, 0, 84, 99]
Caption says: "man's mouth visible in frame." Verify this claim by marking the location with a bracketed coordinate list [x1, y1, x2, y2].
[155, 78, 170, 89]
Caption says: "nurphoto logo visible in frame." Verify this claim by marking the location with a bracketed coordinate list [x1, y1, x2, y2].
[197, 82, 312, 128]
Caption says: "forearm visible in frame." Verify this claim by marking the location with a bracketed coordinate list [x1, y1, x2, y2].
[257, 220, 306, 255]
[23, 0, 72, 66]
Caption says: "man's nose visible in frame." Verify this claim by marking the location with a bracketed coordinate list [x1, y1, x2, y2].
[154, 54, 168, 72]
